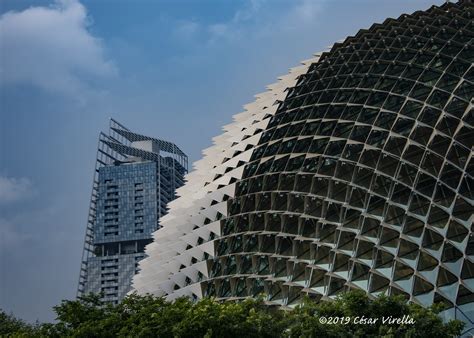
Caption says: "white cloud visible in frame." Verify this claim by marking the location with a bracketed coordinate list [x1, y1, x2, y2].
[208, 23, 232, 41]
[172, 0, 325, 45]
[207, 0, 263, 43]
[0, 176, 33, 203]
[252, 0, 325, 38]
[0, 0, 117, 95]
[174, 20, 200, 39]
[291, 0, 324, 23]
[0, 218, 31, 251]
[233, 0, 264, 22]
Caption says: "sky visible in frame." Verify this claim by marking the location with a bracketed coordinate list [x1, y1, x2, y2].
[0, 0, 445, 323]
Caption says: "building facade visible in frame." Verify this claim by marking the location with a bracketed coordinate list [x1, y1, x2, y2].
[77, 119, 188, 303]
[132, 0, 473, 334]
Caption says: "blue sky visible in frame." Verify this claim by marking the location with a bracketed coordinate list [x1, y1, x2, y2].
[0, 0, 444, 322]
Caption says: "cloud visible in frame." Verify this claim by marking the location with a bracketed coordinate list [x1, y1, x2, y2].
[0, 217, 32, 252]
[206, 0, 264, 43]
[172, 0, 325, 45]
[174, 20, 200, 39]
[253, 0, 325, 38]
[291, 0, 324, 23]
[0, 176, 33, 203]
[0, 0, 117, 95]
[233, 0, 264, 22]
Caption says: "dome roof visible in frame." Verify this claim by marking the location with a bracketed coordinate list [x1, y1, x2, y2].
[132, 0, 473, 328]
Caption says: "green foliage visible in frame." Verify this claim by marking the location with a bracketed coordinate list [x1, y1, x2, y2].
[0, 291, 464, 337]
[171, 296, 286, 338]
[0, 309, 38, 337]
[286, 290, 464, 338]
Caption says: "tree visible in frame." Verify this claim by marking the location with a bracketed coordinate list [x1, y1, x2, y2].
[171, 296, 286, 338]
[0, 291, 464, 337]
[285, 290, 464, 338]
[0, 309, 37, 336]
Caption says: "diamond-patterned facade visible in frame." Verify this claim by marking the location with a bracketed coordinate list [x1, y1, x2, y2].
[132, 0, 473, 331]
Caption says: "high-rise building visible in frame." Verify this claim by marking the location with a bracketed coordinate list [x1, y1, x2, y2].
[132, 0, 473, 334]
[77, 119, 188, 303]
